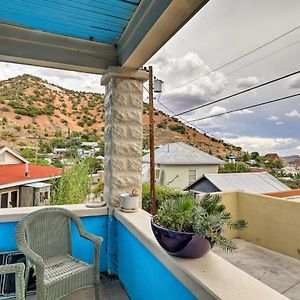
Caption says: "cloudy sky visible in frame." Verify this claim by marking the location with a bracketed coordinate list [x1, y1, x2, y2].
[1, 0, 300, 156]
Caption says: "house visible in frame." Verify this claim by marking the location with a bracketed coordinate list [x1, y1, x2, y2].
[265, 153, 281, 162]
[0, 147, 61, 208]
[142, 142, 224, 189]
[185, 172, 290, 194]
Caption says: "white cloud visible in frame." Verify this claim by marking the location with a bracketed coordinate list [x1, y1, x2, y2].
[0, 62, 103, 93]
[275, 121, 284, 125]
[287, 74, 300, 89]
[235, 76, 259, 89]
[149, 51, 228, 98]
[225, 136, 299, 155]
[208, 106, 227, 116]
[268, 115, 279, 121]
[232, 109, 254, 115]
[286, 109, 300, 118]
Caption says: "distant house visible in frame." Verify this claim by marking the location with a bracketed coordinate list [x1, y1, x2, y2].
[185, 172, 290, 194]
[0, 147, 61, 208]
[142, 142, 224, 190]
[265, 153, 281, 162]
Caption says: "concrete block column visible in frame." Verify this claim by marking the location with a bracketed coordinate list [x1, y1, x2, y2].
[101, 67, 148, 208]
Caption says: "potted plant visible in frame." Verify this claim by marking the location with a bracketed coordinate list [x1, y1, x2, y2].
[151, 193, 247, 258]
[120, 189, 140, 212]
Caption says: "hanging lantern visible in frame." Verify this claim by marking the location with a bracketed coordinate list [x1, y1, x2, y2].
[153, 78, 164, 93]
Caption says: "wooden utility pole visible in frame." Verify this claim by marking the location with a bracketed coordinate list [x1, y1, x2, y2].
[149, 66, 157, 216]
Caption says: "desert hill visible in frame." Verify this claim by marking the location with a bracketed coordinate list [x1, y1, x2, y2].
[0, 74, 241, 159]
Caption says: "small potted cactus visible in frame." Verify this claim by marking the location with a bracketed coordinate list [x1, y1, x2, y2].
[120, 189, 140, 212]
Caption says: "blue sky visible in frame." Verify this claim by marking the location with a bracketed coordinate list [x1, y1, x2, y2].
[0, 0, 300, 155]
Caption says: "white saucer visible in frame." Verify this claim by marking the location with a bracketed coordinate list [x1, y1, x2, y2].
[86, 201, 106, 208]
[120, 207, 138, 213]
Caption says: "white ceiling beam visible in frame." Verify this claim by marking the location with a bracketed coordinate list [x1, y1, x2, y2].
[118, 0, 209, 69]
[0, 23, 118, 75]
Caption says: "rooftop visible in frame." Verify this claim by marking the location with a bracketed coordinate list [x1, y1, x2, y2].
[188, 172, 290, 193]
[142, 142, 225, 165]
[0, 164, 61, 188]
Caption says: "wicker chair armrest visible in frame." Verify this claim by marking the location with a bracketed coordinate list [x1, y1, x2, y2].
[80, 231, 103, 246]
[0, 262, 25, 275]
[17, 243, 44, 267]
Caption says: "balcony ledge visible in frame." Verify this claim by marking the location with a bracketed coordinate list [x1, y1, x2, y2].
[0, 204, 108, 223]
[115, 209, 288, 300]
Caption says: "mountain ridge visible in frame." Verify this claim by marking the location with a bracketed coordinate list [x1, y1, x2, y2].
[0, 74, 242, 160]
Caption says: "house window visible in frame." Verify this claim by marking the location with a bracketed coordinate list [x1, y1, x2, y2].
[0, 190, 19, 208]
[1, 193, 8, 208]
[188, 170, 197, 184]
[155, 168, 160, 180]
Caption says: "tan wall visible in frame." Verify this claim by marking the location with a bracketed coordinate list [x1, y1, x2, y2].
[218, 191, 240, 240]
[237, 191, 300, 260]
[217, 190, 300, 260]
[160, 164, 219, 189]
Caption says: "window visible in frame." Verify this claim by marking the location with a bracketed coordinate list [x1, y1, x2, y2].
[0, 190, 19, 208]
[155, 168, 160, 180]
[188, 170, 197, 184]
[1, 193, 8, 208]
[10, 191, 18, 207]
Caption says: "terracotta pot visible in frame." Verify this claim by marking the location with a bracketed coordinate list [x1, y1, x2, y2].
[151, 219, 214, 258]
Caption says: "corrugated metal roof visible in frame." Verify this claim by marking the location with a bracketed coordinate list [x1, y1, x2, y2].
[142, 142, 225, 165]
[200, 173, 290, 193]
[0, 0, 141, 44]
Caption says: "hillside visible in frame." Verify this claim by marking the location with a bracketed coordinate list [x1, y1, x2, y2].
[0, 74, 241, 159]
[282, 155, 300, 163]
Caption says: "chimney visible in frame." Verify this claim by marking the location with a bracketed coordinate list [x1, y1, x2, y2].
[25, 163, 29, 177]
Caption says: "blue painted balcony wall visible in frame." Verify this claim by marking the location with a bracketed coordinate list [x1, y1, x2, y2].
[0, 215, 108, 272]
[117, 221, 197, 300]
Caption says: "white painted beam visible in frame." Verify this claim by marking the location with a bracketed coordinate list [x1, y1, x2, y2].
[0, 23, 118, 74]
[118, 0, 209, 69]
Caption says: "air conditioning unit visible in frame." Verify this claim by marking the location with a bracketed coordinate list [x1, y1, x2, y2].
[0, 251, 36, 298]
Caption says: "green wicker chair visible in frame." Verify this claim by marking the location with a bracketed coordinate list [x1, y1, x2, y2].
[0, 262, 25, 300]
[15, 207, 103, 300]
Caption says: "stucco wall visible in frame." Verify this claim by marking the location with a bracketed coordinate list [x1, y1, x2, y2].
[218, 191, 239, 240]
[217, 191, 300, 260]
[160, 164, 219, 190]
[236, 191, 300, 260]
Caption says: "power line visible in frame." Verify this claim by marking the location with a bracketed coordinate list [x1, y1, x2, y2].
[159, 25, 300, 97]
[153, 91, 224, 140]
[224, 39, 300, 77]
[188, 93, 300, 123]
[173, 70, 300, 117]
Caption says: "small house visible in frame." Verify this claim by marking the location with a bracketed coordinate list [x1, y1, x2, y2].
[0, 147, 61, 208]
[185, 172, 290, 194]
[142, 142, 224, 190]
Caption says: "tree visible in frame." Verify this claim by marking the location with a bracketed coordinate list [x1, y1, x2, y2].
[219, 162, 250, 173]
[50, 161, 90, 205]
[294, 172, 300, 189]
[241, 152, 251, 162]
[250, 152, 259, 160]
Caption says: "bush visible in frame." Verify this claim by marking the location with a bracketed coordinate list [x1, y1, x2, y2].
[142, 183, 184, 213]
[168, 124, 187, 134]
[50, 161, 91, 205]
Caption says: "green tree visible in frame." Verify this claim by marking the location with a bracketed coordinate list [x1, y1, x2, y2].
[251, 152, 259, 159]
[219, 162, 250, 173]
[50, 161, 90, 205]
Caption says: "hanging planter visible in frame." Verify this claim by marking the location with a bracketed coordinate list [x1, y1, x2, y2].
[151, 193, 247, 258]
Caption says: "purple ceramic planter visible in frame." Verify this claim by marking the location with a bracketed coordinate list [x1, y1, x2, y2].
[151, 219, 214, 258]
